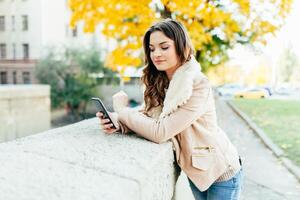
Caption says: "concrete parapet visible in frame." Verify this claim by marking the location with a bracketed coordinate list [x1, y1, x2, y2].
[0, 118, 177, 200]
[0, 85, 50, 143]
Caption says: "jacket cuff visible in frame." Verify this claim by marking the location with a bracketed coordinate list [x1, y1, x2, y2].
[118, 119, 130, 134]
[117, 107, 131, 134]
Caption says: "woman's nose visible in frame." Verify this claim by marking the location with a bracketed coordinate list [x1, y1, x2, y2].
[153, 49, 162, 57]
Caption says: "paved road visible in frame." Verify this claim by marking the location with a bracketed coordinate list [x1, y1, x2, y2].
[174, 98, 300, 200]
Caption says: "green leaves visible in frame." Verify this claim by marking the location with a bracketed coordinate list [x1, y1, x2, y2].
[35, 47, 116, 117]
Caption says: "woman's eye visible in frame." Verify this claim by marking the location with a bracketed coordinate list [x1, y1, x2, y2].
[162, 47, 169, 50]
[150, 49, 155, 52]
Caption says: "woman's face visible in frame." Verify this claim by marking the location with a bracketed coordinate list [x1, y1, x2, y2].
[149, 31, 180, 77]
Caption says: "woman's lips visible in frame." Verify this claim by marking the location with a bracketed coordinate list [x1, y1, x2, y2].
[154, 60, 165, 64]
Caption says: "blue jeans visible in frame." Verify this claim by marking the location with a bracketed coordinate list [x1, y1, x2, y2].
[188, 169, 243, 200]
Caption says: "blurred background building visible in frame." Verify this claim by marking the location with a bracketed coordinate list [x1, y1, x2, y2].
[0, 0, 112, 85]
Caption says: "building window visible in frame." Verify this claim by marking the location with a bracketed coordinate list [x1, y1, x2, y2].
[22, 43, 29, 59]
[12, 43, 16, 59]
[11, 16, 15, 31]
[22, 71, 31, 84]
[0, 43, 6, 59]
[22, 15, 28, 31]
[0, 16, 5, 31]
[13, 71, 17, 84]
[0, 72, 8, 84]
[72, 26, 77, 37]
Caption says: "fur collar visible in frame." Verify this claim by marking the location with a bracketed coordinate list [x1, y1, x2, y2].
[145, 56, 202, 119]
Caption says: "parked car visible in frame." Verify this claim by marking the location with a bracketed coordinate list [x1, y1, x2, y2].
[234, 88, 269, 99]
[274, 86, 295, 96]
[217, 84, 244, 97]
[258, 86, 273, 96]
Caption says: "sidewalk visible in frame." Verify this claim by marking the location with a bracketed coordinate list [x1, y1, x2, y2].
[174, 98, 300, 200]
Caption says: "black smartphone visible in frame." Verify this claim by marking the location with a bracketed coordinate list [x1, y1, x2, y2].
[91, 97, 117, 129]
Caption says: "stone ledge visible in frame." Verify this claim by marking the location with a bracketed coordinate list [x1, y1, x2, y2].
[0, 85, 50, 142]
[0, 85, 50, 99]
[0, 118, 177, 200]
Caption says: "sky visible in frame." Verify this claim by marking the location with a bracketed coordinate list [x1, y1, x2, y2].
[264, 0, 300, 58]
[229, 0, 300, 72]
[224, 1, 300, 87]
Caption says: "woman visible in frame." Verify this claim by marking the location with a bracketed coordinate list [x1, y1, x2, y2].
[97, 19, 243, 200]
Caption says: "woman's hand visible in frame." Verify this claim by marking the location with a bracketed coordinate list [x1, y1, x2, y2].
[96, 111, 120, 134]
[113, 90, 129, 113]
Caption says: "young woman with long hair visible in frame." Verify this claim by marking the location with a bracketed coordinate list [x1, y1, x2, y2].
[97, 19, 243, 200]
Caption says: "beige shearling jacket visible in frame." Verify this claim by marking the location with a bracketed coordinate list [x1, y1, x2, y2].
[116, 56, 241, 191]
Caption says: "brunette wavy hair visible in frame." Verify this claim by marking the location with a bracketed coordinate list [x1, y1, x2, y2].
[141, 19, 194, 114]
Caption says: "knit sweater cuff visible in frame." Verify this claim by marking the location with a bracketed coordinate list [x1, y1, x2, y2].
[215, 165, 241, 182]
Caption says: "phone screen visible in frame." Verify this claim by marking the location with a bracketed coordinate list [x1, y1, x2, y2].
[91, 97, 117, 129]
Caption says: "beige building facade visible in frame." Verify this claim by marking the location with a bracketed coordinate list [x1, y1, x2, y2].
[0, 60, 37, 84]
[0, 0, 108, 85]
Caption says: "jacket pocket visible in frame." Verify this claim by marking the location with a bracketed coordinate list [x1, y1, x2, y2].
[191, 153, 214, 171]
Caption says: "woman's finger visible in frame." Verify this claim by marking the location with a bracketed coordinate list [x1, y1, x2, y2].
[97, 111, 120, 134]
[103, 123, 114, 129]
[107, 129, 117, 134]
[103, 128, 117, 134]
[100, 118, 111, 125]
[96, 112, 103, 117]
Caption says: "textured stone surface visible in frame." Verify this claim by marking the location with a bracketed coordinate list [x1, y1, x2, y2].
[0, 118, 176, 200]
[0, 85, 50, 142]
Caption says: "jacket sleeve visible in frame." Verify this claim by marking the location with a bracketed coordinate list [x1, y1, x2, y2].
[117, 78, 211, 144]
[117, 120, 131, 134]
[116, 105, 145, 134]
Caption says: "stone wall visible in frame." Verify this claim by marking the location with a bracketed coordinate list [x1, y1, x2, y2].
[0, 85, 50, 142]
[0, 118, 177, 200]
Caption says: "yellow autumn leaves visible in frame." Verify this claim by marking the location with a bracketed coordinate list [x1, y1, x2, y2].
[69, 0, 155, 77]
[68, 0, 293, 75]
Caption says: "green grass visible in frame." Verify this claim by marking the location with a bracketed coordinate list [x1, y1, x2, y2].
[231, 99, 300, 166]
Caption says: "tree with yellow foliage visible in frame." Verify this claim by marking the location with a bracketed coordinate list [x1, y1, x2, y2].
[68, 0, 293, 74]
